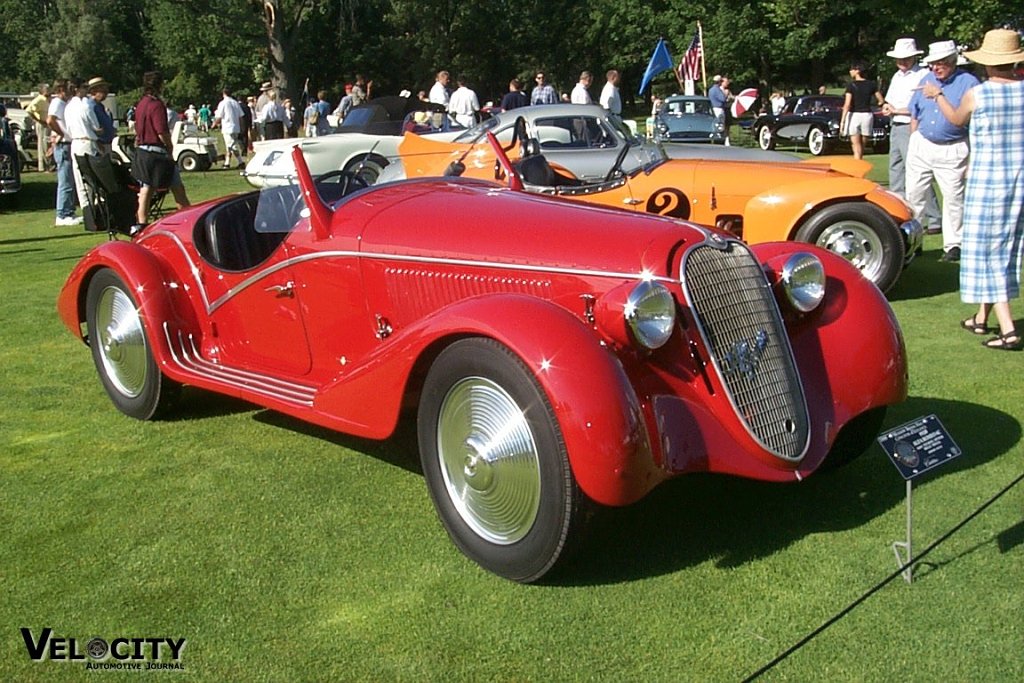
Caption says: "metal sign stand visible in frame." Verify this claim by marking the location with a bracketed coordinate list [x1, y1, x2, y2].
[877, 414, 963, 587]
[891, 480, 913, 583]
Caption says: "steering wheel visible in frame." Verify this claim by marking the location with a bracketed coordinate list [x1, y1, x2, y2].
[604, 139, 632, 182]
[314, 169, 368, 202]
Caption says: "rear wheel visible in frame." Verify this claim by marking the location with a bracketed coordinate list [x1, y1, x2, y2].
[85, 269, 179, 419]
[807, 127, 829, 155]
[795, 202, 905, 292]
[417, 338, 588, 583]
[757, 125, 775, 150]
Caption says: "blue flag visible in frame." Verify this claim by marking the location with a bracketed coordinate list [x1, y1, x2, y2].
[638, 39, 674, 95]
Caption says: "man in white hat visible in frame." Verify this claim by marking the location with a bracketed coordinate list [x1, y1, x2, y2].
[905, 40, 980, 262]
[64, 78, 102, 223]
[881, 38, 941, 234]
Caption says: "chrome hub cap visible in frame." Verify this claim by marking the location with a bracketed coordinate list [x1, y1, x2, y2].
[96, 286, 148, 398]
[817, 221, 883, 282]
[436, 377, 541, 544]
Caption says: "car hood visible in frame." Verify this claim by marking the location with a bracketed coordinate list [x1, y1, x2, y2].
[660, 143, 799, 163]
[347, 178, 704, 279]
[680, 156, 873, 184]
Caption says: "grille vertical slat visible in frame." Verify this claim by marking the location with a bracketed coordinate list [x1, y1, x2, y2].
[682, 241, 809, 460]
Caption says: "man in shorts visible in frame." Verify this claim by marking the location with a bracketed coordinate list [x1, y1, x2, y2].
[131, 71, 190, 235]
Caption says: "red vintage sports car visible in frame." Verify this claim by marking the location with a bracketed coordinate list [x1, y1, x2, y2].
[58, 143, 907, 582]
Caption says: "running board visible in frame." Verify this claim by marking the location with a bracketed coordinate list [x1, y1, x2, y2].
[163, 323, 316, 407]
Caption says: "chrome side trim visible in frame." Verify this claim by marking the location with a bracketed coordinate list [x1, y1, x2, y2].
[141, 229, 212, 312]
[140, 228, 682, 314]
[163, 323, 316, 407]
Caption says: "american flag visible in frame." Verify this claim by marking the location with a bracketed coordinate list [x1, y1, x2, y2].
[677, 31, 703, 82]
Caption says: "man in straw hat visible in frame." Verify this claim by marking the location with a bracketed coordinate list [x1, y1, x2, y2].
[920, 28, 1024, 350]
[905, 39, 980, 263]
[87, 77, 115, 156]
[881, 38, 941, 234]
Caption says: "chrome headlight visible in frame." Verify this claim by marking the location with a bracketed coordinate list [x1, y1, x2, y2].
[625, 280, 676, 349]
[780, 253, 825, 313]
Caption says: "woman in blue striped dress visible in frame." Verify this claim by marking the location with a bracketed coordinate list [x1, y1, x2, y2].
[923, 29, 1024, 350]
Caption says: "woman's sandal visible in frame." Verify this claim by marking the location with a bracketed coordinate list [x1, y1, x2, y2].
[960, 316, 990, 335]
[982, 330, 1023, 351]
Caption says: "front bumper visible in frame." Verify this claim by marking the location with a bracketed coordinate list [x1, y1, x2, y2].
[901, 219, 924, 265]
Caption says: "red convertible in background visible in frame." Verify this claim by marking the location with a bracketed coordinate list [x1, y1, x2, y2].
[58, 143, 907, 582]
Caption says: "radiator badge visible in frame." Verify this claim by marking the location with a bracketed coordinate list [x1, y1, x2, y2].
[722, 329, 769, 380]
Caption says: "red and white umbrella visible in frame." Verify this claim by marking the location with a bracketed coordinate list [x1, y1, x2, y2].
[731, 88, 759, 118]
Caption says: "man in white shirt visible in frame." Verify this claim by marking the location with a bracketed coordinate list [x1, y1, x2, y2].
[214, 87, 245, 168]
[571, 71, 593, 104]
[881, 37, 941, 234]
[447, 76, 480, 128]
[64, 79, 101, 218]
[599, 69, 622, 116]
[429, 71, 450, 108]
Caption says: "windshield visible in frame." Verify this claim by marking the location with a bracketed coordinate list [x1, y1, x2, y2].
[450, 110, 666, 180]
[665, 99, 712, 116]
[452, 116, 501, 143]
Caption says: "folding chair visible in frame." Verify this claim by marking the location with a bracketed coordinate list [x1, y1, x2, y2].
[75, 153, 140, 238]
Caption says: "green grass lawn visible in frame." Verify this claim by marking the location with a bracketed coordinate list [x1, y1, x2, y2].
[1, 161, 1022, 682]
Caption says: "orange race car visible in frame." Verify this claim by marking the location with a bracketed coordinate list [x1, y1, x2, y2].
[384, 105, 922, 292]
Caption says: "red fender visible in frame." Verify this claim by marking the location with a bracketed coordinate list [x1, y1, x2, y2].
[313, 294, 663, 506]
[57, 241, 199, 374]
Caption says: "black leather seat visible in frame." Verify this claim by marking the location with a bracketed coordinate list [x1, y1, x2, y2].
[194, 193, 289, 272]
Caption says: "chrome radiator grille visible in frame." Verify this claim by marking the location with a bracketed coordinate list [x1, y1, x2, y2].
[682, 240, 809, 460]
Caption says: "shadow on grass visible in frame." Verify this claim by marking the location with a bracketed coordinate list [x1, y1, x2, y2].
[555, 395, 1020, 586]
[2, 171, 58, 213]
[163, 387, 259, 421]
[252, 409, 422, 475]
[916, 515, 1024, 578]
[153, 387, 1019, 585]
[150, 385, 421, 474]
[0, 231, 96, 246]
[886, 248, 961, 301]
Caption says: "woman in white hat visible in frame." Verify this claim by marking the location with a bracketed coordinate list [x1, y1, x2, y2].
[922, 29, 1024, 350]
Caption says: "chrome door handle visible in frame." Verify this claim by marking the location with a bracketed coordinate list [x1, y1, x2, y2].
[622, 198, 643, 205]
[264, 281, 295, 298]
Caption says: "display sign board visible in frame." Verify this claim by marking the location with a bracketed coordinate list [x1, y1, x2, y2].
[877, 414, 962, 481]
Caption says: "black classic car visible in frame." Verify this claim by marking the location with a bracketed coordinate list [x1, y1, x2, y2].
[0, 104, 22, 200]
[752, 95, 889, 156]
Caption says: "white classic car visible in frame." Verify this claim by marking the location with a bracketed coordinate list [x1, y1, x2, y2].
[243, 96, 463, 188]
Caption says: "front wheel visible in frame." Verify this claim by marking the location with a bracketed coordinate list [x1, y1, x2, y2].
[417, 338, 588, 583]
[807, 127, 829, 155]
[177, 150, 199, 171]
[757, 125, 775, 150]
[85, 269, 178, 419]
[795, 202, 906, 292]
[344, 155, 387, 184]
